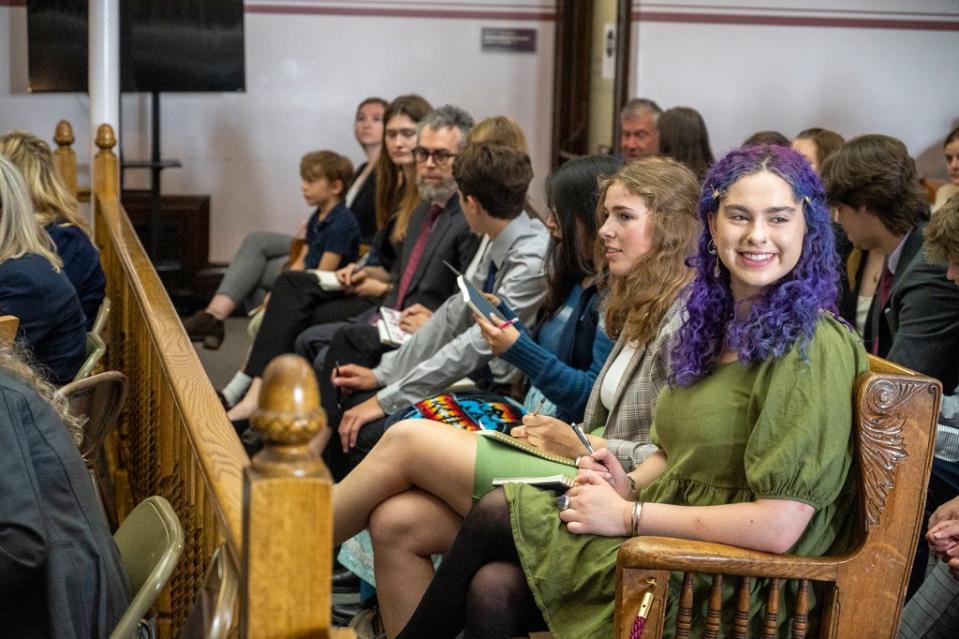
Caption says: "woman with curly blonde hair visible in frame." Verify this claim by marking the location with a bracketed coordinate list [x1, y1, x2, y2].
[0, 130, 105, 329]
[330, 157, 701, 635]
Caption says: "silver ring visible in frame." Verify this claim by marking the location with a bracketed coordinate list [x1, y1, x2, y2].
[557, 494, 571, 511]
[575, 456, 582, 468]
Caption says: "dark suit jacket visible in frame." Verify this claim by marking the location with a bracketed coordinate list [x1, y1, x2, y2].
[0, 369, 130, 638]
[347, 163, 377, 245]
[868, 223, 959, 391]
[381, 196, 480, 313]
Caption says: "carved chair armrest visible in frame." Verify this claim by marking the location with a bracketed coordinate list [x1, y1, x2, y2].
[615, 537, 848, 639]
[618, 536, 842, 581]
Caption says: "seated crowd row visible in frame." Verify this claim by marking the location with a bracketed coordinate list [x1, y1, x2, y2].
[178, 95, 959, 638]
[1, 93, 958, 636]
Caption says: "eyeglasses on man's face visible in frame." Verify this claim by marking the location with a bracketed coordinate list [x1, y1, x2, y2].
[412, 146, 457, 166]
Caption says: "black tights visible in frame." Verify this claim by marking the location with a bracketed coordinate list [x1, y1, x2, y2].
[395, 489, 547, 639]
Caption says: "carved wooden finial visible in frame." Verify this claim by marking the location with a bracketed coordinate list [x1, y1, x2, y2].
[54, 120, 75, 148]
[95, 123, 116, 152]
[251, 354, 325, 447]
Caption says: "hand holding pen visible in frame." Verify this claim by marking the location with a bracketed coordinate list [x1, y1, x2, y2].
[472, 310, 521, 356]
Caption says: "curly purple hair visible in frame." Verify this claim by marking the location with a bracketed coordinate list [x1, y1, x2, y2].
[670, 144, 840, 386]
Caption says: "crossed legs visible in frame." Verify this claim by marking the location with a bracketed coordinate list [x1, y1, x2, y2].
[332, 419, 477, 545]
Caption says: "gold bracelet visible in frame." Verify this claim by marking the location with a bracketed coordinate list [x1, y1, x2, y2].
[630, 501, 644, 536]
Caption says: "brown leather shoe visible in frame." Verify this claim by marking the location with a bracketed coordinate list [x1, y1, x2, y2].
[182, 310, 224, 349]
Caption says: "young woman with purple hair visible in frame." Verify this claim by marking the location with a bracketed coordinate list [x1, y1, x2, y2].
[394, 145, 869, 639]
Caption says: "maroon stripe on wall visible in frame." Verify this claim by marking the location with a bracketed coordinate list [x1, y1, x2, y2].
[633, 10, 959, 32]
[245, 4, 555, 21]
[0, 1, 554, 21]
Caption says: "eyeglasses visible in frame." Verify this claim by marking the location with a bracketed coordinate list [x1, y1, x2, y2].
[412, 147, 457, 166]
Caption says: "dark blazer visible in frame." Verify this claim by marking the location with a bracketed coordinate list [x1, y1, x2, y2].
[0, 369, 130, 638]
[0, 254, 87, 385]
[347, 163, 377, 245]
[382, 196, 480, 313]
[868, 223, 959, 391]
[47, 223, 106, 331]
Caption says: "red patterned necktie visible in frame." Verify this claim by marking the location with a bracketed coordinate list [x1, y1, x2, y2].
[872, 263, 893, 355]
[394, 203, 443, 310]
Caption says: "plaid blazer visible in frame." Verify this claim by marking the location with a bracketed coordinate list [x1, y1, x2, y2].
[583, 296, 685, 471]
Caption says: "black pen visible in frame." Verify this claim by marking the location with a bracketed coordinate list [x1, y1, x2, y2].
[569, 422, 594, 454]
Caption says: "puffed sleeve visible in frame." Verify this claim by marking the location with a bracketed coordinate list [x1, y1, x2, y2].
[0, 387, 48, 601]
[744, 316, 869, 509]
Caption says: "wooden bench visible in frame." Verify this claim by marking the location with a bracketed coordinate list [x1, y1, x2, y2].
[613, 355, 941, 638]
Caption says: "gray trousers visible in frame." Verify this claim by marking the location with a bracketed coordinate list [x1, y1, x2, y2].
[215, 231, 292, 310]
[898, 559, 959, 638]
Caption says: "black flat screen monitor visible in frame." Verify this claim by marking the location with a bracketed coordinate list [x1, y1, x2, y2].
[27, 0, 245, 93]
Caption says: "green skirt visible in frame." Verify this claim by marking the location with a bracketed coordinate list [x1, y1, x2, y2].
[472, 434, 578, 501]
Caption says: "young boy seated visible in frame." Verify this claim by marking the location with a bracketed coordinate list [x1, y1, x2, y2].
[320, 142, 550, 473]
[183, 149, 358, 346]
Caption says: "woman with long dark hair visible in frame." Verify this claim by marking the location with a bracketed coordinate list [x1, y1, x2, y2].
[394, 145, 868, 639]
[658, 106, 714, 181]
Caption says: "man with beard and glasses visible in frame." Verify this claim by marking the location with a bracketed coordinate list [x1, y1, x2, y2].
[316, 142, 549, 478]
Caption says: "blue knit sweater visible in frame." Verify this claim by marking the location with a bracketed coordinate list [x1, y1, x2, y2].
[498, 285, 612, 423]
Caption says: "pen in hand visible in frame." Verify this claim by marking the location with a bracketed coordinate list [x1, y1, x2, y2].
[529, 397, 547, 417]
[569, 422, 594, 454]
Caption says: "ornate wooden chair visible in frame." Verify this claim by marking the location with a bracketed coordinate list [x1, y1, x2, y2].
[613, 355, 941, 639]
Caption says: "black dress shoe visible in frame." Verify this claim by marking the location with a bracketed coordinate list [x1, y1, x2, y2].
[333, 566, 361, 593]
[182, 310, 225, 349]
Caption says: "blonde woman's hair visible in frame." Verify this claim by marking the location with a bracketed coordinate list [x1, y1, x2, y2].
[0, 130, 89, 234]
[598, 157, 701, 344]
[0, 154, 62, 269]
[0, 342, 84, 445]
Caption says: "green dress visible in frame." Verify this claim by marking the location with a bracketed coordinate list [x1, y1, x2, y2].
[507, 314, 869, 639]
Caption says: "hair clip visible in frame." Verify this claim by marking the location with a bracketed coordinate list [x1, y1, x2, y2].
[712, 189, 721, 200]
[802, 195, 811, 205]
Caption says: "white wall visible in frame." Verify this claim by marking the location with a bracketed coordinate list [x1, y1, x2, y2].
[1, 0, 555, 261]
[630, 0, 959, 178]
[4, 0, 958, 261]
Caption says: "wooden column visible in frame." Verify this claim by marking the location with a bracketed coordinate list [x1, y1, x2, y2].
[94, 123, 119, 201]
[52, 120, 78, 197]
[242, 355, 333, 638]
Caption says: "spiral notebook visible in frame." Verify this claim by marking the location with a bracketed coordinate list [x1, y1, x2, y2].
[475, 430, 577, 466]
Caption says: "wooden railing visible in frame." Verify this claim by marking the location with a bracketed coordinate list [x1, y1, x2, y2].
[68, 121, 346, 638]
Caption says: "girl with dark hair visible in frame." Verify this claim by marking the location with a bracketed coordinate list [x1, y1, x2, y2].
[393, 145, 868, 639]
[658, 106, 714, 181]
[331, 157, 701, 635]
